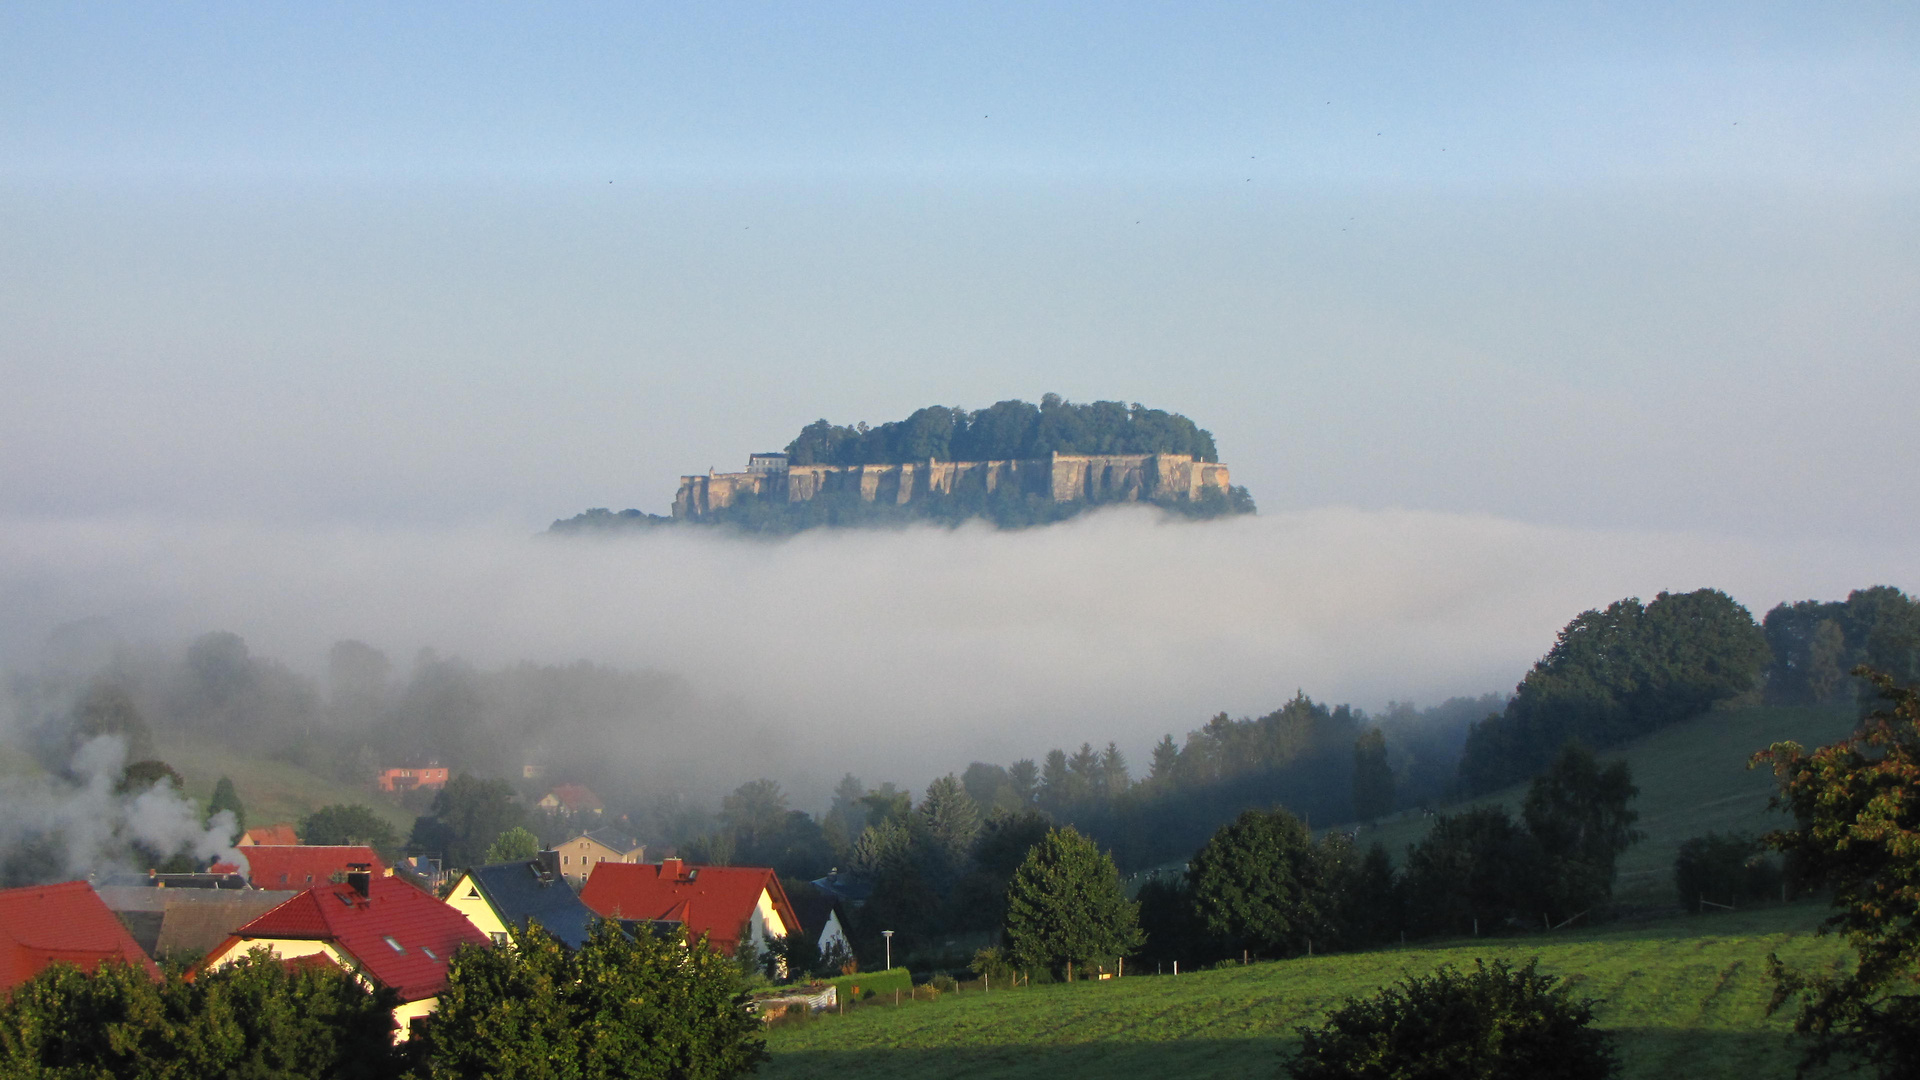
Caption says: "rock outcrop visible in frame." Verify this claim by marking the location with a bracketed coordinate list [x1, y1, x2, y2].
[673, 452, 1231, 520]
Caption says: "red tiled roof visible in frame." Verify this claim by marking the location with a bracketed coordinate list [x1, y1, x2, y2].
[213, 845, 384, 890]
[214, 874, 486, 1003]
[241, 824, 300, 847]
[542, 783, 603, 812]
[579, 862, 798, 956]
[0, 881, 162, 992]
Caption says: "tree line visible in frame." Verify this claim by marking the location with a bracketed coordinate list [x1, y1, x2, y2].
[784, 394, 1221, 466]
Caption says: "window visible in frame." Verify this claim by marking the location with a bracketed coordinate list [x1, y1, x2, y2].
[421, 946, 439, 961]
[490, 932, 508, 946]
[384, 936, 405, 953]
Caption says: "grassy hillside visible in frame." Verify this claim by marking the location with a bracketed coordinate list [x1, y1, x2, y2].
[154, 734, 414, 837]
[765, 903, 1851, 1080]
[1359, 704, 1860, 905]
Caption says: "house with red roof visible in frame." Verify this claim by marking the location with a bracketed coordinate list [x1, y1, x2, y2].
[0, 881, 161, 994]
[239, 824, 300, 847]
[579, 858, 798, 962]
[213, 845, 384, 891]
[537, 782, 604, 816]
[202, 870, 487, 1038]
[377, 765, 449, 793]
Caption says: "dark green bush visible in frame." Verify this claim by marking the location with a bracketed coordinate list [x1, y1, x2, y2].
[1673, 832, 1784, 912]
[1285, 958, 1619, 1080]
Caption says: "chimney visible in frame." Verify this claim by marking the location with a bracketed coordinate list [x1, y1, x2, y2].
[661, 857, 684, 879]
[347, 869, 372, 899]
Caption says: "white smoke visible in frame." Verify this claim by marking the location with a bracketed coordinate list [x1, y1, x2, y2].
[0, 733, 246, 883]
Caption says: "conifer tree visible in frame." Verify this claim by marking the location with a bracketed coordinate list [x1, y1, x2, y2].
[208, 776, 246, 842]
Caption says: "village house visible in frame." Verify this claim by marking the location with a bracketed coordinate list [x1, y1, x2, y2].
[238, 824, 300, 847]
[377, 764, 449, 794]
[578, 858, 798, 963]
[787, 891, 853, 964]
[0, 881, 161, 993]
[537, 782, 604, 817]
[202, 870, 486, 1038]
[213, 845, 385, 891]
[444, 852, 599, 949]
[553, 828, 645, 887]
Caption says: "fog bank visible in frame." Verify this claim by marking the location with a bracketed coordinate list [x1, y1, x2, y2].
[2, 506, 1912, 797]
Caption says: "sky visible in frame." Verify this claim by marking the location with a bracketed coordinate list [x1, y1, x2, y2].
[2, 3, 1917, 789]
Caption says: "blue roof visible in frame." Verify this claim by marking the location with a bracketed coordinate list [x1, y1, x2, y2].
[469, 860, 601, 950]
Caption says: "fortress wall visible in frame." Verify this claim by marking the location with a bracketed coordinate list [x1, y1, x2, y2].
[672, 453, 1229, 519]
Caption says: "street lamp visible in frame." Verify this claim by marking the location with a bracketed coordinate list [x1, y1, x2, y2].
[881, 930, 894, 971]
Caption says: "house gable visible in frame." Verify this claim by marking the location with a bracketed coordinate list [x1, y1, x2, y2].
[577, 860, 797, 957]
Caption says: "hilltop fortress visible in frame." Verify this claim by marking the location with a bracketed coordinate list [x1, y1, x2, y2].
[673, 451, 1233, 520]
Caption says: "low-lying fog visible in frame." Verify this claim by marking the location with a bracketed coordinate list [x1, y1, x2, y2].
[4, 505, 1911, 806]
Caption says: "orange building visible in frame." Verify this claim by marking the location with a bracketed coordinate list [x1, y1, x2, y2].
[377, 766, 449, 793]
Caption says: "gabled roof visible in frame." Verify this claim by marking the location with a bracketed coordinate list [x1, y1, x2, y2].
[463, 861, 601, 949]
[217, 874, 486, 1003]
[579, 862, 798, 956]
[0, 881, 161, 991]
[542, 783, 603, 813]
[574, 828, 642, 854]
[96, 887, 301, 963]
[214, 845, 384, 891]
[240, 824, 300, 847]
[787, 893, 846, 949]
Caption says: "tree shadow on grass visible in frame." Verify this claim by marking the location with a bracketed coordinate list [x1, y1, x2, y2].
[764, 1036, 1290, 1080]
[765, 1029, 1836, 1080]
[1613, 1027, 1853, 1080]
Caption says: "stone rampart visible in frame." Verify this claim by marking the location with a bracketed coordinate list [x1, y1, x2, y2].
[673, 452, 1230, 520]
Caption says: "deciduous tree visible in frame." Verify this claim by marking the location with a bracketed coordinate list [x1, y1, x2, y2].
[1003, 826, 1142, 978]
[1754, 667, 1920, 1078]
[1188, 808, 1326, 958]
[301, 803, 401, 854]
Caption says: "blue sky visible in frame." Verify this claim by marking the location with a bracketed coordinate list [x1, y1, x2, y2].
[3, 2, 1916, 539]
[3, 2, 1920, 781]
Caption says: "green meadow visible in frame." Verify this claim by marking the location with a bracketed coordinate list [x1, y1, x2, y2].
[768, 706, 1874, 1079]
[765, 903, 1851, 1080]
[1361, 704, 1860, 905]
[155, 733, 415, 837]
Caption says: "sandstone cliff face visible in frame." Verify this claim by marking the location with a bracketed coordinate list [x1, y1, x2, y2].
[672, 452, 1230, 520]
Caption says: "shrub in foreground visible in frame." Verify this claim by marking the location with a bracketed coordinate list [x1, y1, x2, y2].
[1284, 958, 1619, 1080]
[0, 951, 401, 1079]
[417, 919, 767, 1080]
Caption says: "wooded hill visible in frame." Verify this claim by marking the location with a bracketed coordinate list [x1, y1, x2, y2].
[784, 395, 1221, 466]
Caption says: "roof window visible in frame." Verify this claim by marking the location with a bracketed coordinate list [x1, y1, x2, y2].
[421, 946, 439, 961]
[384, 936, 405, 953]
